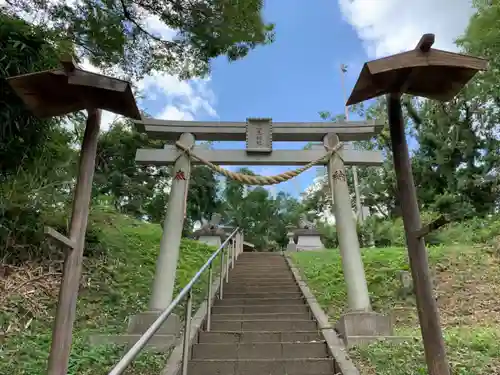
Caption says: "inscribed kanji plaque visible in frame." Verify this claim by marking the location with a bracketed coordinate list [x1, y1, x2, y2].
[246, 118, 272, 153]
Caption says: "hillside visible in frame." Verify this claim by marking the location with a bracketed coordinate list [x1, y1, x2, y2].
[292, 241, 500, 375]
[0, 207, 217, 375]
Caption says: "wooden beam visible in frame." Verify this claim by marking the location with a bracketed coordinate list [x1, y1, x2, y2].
[47, 109, 101, 375]
[135, 147, 384, 166]
[415, 215, 450, 238]
[367, 48, 488, 76]
[44, 226, 76, 249]
[387, 93, 450, 375]
[416, 34, 435, 52]
[135, 120, 384, 142]
[67, 70, 128, 92]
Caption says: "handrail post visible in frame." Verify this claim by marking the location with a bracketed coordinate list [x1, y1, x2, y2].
[231, 238, 236, 269]
[225, 242, 230, 283]
[240, 232, 244, 255]
[219, 248, 225, 299]
[181, 289, 193, 375]
[206, 264, 213, 331]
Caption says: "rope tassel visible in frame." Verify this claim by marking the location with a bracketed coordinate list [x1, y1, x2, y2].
[174, 141, 344, 186]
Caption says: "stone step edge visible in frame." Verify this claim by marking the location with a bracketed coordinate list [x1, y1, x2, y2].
[189, 358, 334, 363]
[210, 312, 310, 317]
[209, 319, 315, 322]
[223, 292, 302, 295]
[216, 296, 305, 300]
[212, 304, 308, 309]
[194, 340, 327, 345]
[202, 330, 321, 334]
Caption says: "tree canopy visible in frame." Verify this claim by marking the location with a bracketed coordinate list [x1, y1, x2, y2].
[2, 0, 275, 80]
[1, 2, 500, 260]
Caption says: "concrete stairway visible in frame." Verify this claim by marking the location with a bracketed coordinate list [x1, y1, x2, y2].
[188, 252, 337, 375]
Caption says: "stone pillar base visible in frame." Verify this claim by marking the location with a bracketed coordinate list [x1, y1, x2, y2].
[335, 311, 410, 348]
[197, 235, 222, 248]
[296, 235, 324, 251]
[90, 311, 181, 351]
[286, 242, 297, 252]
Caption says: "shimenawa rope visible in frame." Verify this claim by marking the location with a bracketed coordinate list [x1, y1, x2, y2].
[174, 141, 344, 186]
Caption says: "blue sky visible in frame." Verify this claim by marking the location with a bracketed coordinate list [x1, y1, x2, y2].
[95, 0, 475, 198]
[207, 0, 366, 197]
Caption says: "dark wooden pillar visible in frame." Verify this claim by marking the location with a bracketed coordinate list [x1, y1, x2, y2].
[47, 109, 101, 375]
[387, 93, 450, 375]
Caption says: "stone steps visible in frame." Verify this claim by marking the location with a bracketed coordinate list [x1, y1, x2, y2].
[211, 305, 309, 314]
[187, 252, 337, 375]
[188, 358, 335, 375]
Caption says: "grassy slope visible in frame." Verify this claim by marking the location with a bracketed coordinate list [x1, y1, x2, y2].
[0, 207, 218, 375]
[292, 245, 500, 375]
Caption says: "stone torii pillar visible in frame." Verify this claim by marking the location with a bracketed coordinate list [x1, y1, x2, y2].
[324, 134, 370, 311]
[324, 134, 394, 345]
[149, 132, 195, 310]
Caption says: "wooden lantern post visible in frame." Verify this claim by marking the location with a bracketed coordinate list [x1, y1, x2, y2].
[346, 34, 487, 375]
[7, 57, 141, 375]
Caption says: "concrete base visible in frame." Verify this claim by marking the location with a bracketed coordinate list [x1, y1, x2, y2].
[89, 333, 178, 351]
[296, 235, 324, 251]
[335, 311, 400, 348]
[90, 312, 181, 351]
[341, 335, 415, 348]
[197, 235, 222, 248]
[286, 242, 297, 252]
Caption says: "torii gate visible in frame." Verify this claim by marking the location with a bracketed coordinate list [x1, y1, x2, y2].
[133, 118, 391, 341]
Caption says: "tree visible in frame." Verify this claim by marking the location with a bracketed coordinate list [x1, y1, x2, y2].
[219, 168, 303, 250]
[3, 0, 275, 80]
[94, 121, 222, 231]
[0, 13, 77, 263]
[184, 165, 221, 234]
[93, 120, 167, 219]
[0, 13, 72, 176]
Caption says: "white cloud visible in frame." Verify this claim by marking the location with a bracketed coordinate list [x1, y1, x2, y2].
[338, 0, 476, 58]
[139, 73, 217, 121]
[158, 105, 195, 121]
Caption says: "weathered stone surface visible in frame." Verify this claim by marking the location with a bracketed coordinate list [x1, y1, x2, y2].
[197, 235, 222, 248]
[296, 234, 325, 251]
[128, 311, 181, 336]
[335, 311, 393, 338]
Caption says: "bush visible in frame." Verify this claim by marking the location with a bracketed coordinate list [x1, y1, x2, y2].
[0, 208, 219, 375]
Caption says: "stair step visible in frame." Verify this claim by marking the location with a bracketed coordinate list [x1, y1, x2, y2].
[211, 320, 317, 332]
[223, 292, 302, 299]
[233, 266, 288, 268]
[229, 273, 293, 279]
[192, 342, 329, 360]
[229, 274, 295, 284]
[226, 280, 297, 286]
[212, 305, 309, 315]
[188, 358, 335, 375]
[223, 286, 300, 294]
[198, 331, 323, 344]
[211, 313, 311, 321]
[215, 297, 304, 306]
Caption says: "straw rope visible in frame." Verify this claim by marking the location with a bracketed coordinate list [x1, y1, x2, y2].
[175, 141, 344, 186]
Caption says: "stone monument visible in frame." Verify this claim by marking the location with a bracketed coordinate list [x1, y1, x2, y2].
[286, 225, 297, 252]
[193, 213, 227, 247]
[293, 214, 325, 251]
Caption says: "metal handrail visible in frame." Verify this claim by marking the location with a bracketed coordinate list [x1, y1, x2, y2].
[108, 227, 241, 375]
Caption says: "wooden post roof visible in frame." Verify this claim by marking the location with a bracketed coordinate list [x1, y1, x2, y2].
[7, 56, 141, 119]
[346, 34, 488, 106]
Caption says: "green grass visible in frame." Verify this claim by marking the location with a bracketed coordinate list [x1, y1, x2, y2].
[291, 246, 500, 375]
[0, 207, 220, 375]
